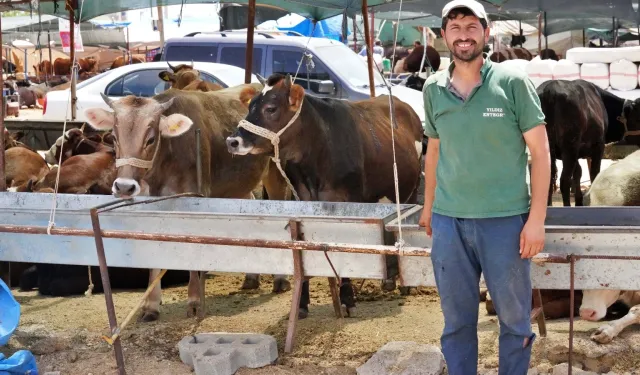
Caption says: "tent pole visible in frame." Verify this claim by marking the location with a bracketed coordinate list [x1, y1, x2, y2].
[353, 16, 357, 51]
[583, 29, 585, 47]
[362, 0, 375, 97]
[245, 0, 256, 84]
[0, 8, 7, 287]
[537, 12, 541, 55]
[519, 20, 523, 47]
[543, 11, 548, 51]
[69, 5, 77, 121]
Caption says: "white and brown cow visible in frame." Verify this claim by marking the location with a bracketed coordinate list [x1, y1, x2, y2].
[83, 85, 287, 321]
[579, 149, 640, 343]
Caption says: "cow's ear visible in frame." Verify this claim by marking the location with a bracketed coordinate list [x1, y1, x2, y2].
[289, 83, 305, 110]
[159, 114, 193, 137]
[85, 108, 115, 131]
[159, 71, 174, 82]
[239, 87, 257, 108]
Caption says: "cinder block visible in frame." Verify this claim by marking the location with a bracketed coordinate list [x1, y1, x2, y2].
[178, 332, 278, 375]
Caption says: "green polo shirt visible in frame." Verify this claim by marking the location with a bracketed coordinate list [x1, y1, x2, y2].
[422, 54, 546, 218]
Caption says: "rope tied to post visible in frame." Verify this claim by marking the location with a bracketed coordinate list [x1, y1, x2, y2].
[237, 99, 304, 201]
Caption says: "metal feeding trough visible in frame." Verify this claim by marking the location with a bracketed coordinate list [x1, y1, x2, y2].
[0, 192, 414, 280]
[385, 206, 640, 291]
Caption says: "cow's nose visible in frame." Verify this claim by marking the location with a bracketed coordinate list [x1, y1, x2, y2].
[579, 308, 597, 321]
[112, 178, 140, 198]
[226, 137, 239, 149]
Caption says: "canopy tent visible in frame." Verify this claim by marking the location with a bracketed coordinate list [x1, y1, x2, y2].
[275, 14, 351, 41]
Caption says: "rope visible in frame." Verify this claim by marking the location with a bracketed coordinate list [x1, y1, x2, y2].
[84, 266, 94, 296]
[237, 98, 304, 201]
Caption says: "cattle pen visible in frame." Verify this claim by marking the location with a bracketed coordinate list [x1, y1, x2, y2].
[2, 1, 640, 375]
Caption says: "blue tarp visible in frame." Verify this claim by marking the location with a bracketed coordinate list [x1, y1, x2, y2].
[277, 15, 351, 41]
[0, 279, 38, 375]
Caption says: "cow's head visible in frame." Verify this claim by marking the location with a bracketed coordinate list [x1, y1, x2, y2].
[579, 290, 623, 321]
[159, 61, 200, 90]
[226, 74, 304, 155]
[84, 93, 194, 198]
[621, 98, 640, 145]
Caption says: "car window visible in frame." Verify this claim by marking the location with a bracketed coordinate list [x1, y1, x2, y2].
[271, 49, 333, 94]
[105, 69, 167, 97]
[219, 46, 262, 74]
[200, 72, 227, 88]
[165, 45, 218, 63]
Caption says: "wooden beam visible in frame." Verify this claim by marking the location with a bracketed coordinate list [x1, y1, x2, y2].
[245, 0, 256, 84]
[362, 0, 375, 97]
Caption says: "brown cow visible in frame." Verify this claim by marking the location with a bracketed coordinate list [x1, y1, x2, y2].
[83, 84, 284, 321]
[43, 126, 112, 165]
[110, 55, 145, 70]
[226, 73, 424, 318]
[402, 45, 442, 73]
[33, 60, 53, 79]
[53, 58, 72, 75]
[490, 47, 533, 63]
[158, 62, 223, 92]
[5, 147, 50, 189]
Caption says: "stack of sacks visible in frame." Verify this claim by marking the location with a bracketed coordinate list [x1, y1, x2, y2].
[525, 57, 557, 87]
[609, 59, 639, 91]
[580, 63, 610, 89]
[552, 59, 581, 81]
[499, 59, 529, 74]
[566, 46, 640, 64]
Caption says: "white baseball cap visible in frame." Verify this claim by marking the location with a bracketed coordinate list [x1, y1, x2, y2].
[442, 0, 488, 20]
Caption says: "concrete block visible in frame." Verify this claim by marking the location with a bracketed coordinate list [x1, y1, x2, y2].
[356, 341, 445, 375]
[178, 332, 278, 375]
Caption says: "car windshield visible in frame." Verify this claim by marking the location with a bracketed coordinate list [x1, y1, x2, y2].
[312, 45, 386, 88]
[76, 70, 112, 89]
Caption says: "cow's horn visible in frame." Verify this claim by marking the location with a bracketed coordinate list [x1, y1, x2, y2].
[80, 123, 86, 133]
[100, 92, 115, 108]
[167, 61, 177, 72]
[284, 74, 292, 87]
[255, 73, 267, 85]
[190, 60, 194, 68]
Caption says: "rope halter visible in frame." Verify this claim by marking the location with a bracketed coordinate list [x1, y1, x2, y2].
[237, 99, 304, 201]
[115, 135, 162, 170]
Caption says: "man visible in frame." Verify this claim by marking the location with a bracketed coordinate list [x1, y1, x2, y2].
[418, 1, 550, 374]
[358, 38, 384, 57]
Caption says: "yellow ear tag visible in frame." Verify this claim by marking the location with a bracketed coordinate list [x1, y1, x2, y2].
[168, 121, 181, 133]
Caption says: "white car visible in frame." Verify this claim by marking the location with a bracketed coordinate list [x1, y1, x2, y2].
[42, 61, 260, 123]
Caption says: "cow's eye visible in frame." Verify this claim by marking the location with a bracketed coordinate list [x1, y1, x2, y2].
[265, 106, 277, 114]
[146, 136, 155, 147]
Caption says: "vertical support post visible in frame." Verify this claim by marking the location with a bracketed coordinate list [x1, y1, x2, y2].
[195, 127, 206, 319]
[543, 11, 548, 51]
[0, 13, 6, 194]
[531, 288, 547, 337]
[353, 17, 357, 51]
[48, 29, 53, 80]
[328, 277, 343, 319]
[583, 29, 586, 47]
[285, 219, 304, 353]
[568, 255, 575, 375]
[537, 13, 542, 55]
[90, 208, 126, 375]
[361, 0, 375, 97]
[244, 0, 256, 84]
[157, 6, 165, 49]
[69, 5, 77, 121]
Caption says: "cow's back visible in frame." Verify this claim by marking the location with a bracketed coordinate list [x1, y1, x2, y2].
[152, 86, 269, 198]
[350, 95, 423, 203]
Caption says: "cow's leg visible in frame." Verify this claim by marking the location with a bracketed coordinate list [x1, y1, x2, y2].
[298, 277, 311, 319]
[592, 305, 640, 344]
[572, 163, 584, 206]
[560, 152, 578, 206]
[187, 271, 202, 318]
[588, 147, 603, 184]
[339, 277, 356, 317]
[548, 155, 557, 206]
[141, 268, 162, 322]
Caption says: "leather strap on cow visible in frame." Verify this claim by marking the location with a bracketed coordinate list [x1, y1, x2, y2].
[115, 135, 162, 170]
[237, 99, 304, 201]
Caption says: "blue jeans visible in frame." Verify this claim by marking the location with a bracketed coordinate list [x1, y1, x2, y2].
[431, 212, 536, 375]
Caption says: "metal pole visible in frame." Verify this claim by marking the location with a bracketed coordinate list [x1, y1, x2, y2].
[568, 255, 575, 375]
[244, 0, 256, 84]
[544, 11, 548, 51]
[361, 0, 375, 97]
[90, 208, 126, 375]
[69, 6, 77, 121]
[284, 219, 304, 353]
[157, 6, 165, 49]
[353, 17, 357, 51]
[537, 13, 542, 55]
[583, 29, 586, 47]
[0, 13, 9, 287]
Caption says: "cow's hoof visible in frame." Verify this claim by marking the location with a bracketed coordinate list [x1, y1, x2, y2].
[241, 277, 260, 290]
[139, 310, 159, 322]
[298, 307, 309, 319]
[399, 286, 412, 296]
[591, 325, 615, 344]
[342, 304, 356, 318]
[272, 278, 291, 294]
[187, 301, 201, 318]
[381, 279, 396, 292]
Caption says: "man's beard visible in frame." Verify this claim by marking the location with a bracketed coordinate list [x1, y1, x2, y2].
[448, 39, 484, 62]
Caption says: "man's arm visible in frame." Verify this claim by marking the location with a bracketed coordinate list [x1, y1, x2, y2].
[521, 124, 550, 258]
[421, 138, 439, 236]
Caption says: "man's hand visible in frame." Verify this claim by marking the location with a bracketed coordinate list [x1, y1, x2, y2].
[419, 209, 432, 237]
[520, 218, 544, 258]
